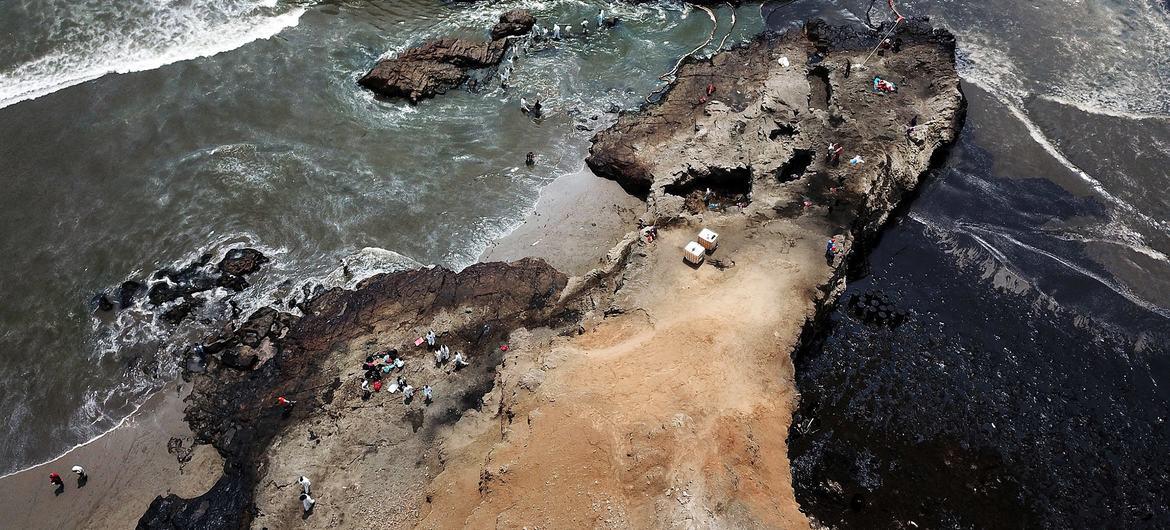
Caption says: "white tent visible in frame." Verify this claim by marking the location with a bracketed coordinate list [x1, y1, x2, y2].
[698, 228, 719, 251]
[684, 241, 705, 265]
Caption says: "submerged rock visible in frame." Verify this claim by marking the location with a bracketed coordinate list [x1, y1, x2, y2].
[91, 293, 114, 312]
[161, 297, 205, 325]
[117, 280, 142, 309]
[358, 10, 534, 102]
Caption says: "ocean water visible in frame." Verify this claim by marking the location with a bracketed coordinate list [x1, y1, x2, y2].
[0, 0, 766, 475]
[773, 0, 1170, 526]
[0, 0, 1166, 524]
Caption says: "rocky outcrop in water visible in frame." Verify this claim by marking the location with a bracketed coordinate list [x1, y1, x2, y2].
[92, 248, 268, 325]
[490, 9, 536, 40]
[144, 249, 269, 307]
[358, 9, 534, 103]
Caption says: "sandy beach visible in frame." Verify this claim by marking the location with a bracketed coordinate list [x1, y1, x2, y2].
[0, 384, 221, 529]
[480, 166, 645, 276]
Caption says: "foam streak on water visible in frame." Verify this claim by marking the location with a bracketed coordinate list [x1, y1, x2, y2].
[0, 0, 305, 109]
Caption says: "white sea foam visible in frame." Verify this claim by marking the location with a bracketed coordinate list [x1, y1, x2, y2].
[0, 0, 305, 110]
[954, 37, 1170, 259]
[958, 221, 1170, 319]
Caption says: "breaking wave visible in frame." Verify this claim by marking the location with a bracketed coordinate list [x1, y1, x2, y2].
[0, 0, 305, 110]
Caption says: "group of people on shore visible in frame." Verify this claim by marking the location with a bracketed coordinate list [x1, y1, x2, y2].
[355, 329, 470, 406]
[285, 330, 472, 516]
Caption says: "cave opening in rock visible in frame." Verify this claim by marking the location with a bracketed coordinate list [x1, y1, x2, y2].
[769, 122, 799, 140]
[665, 166, 753, 214]
[775, 149, 816, 183]
[807, 65, 832, 111]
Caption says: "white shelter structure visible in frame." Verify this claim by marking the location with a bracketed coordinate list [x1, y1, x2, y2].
[698, 228, 719, 251]
[684, 241, 705, 265]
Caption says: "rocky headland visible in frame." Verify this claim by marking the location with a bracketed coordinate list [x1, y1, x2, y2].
[138, 19, 964, 529]
[358, 9, 534, 102]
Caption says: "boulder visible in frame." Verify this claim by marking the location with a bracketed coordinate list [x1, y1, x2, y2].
[359, 10, 532, 103]
[118, 280, 142, 309]
[490, 9, 536, 40]
[92, 293, 114, 312]
[217, 248, 268, 277]
[161, 298, 205, 325]
[359, 38, 507, 102]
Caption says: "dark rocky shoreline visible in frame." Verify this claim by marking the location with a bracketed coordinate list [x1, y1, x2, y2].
[139, 259, 569, 527]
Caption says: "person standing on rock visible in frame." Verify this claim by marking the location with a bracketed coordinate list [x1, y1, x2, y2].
[827, 143, 844, 165]
[298, 475, 311, 495]
[403, 384, 415, 403]
[425, 330, 437, 350]
[826, 237, 841, 264]
[552, 24, 561, 40]
[423, 385, 433, 404]
[597, 9, 605, 28]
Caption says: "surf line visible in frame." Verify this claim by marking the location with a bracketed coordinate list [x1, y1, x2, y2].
[0, 383, 173, 480]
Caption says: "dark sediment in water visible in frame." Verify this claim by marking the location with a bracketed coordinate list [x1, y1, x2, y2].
[787, 145, 1170, 527]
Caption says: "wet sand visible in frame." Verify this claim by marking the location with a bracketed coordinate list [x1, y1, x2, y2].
[0, 384, 221, 529]
[480, 166, 644, 275]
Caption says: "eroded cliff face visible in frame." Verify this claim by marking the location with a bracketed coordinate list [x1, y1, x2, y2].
[587, 19, 964, 241]
[138, 19, 964, 530]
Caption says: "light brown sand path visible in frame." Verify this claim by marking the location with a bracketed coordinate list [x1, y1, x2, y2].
[419, 213, 832, 529]
[0, 384, 222, 529]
